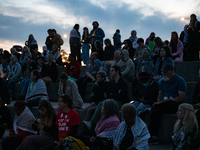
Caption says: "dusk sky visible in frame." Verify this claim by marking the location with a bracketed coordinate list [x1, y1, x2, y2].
[0, 0, 200, 53]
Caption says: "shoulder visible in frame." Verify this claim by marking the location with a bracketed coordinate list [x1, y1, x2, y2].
[69, 109, 79, 117]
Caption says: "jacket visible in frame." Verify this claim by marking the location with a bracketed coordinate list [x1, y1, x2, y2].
[121, 50, 135, 78]
[89, 77, 109, 104]
[66, 61, 80, 79]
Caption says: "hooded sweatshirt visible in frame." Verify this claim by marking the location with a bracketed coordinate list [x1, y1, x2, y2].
[91, 59, 108, 73]
[121, 50, 135, 78]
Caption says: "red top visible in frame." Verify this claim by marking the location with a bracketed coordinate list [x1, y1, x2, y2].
[9, 129, 35, 141]
[56, 109, 80, 140]
[65, 61, 80, 79]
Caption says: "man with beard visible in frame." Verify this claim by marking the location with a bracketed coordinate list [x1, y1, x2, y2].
[89, 21, 105, 52]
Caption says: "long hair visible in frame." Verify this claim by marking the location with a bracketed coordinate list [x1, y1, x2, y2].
[174, 103, 198, 135]
[83, 27, 89, 36]
[169, 31, 178, 53]
[38, 100, 55, 127]
[154, 37, 163, 48]
[190, 14, 197, 28]
[161, 46, 171, 57]
[102, 99, 119, 120]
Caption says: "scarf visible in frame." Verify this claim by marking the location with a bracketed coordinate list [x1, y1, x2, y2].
[91, 28, 98, 44]
[13, 106, 37, 134]
[95, 114, 120, 139]
[70, 29, 80, 38]
[113, 116, 150, 150]
[25, 79, 48, 101]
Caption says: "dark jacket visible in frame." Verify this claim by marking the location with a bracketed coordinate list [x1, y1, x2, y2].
[25, 60, 37, 77]
[133, 78, 159, 105]
[38, 63, 48, 78]
[45, 36, 54, 50]
[113, 32, 122, 49]
[0, 106, 12, 129]
[0, 78, 10, 105]
[89, 77, 109, 105]
[46, 62, 58, 83]
[104, 45, 115, 61]
[42, 114, 57, 138]
[106, 77, 129, 103]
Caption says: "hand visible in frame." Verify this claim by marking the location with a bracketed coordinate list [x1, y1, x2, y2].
[99, 67, 103, 70]
[38, 125, 44, 130]
[8, 133, 15, 138]
[92, 71, 96, 75]
[118, 89, 121, 93]
[90, 136, 95, 142]
[54, 140, 59, 144]
[90, 102, 96, 106]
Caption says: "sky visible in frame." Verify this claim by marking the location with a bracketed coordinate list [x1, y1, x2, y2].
[0, 0, 200, 53]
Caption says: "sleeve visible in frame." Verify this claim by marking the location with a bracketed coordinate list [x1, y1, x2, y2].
[98, 29, 105, 39]
[109, 80, 128, 102]
[70, 111, 80, 127]
[178, 78, 186, 92]
[172, 41, 184, 56]
[11, 64, 21, 80]
[71, 82, 82, 107]
[147, 62, 154, 76]
[121, 60, 134, 76]
[181, 125, 199, 150]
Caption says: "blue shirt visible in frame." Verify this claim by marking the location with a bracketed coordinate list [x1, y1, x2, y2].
[89, 28, 105, 44]
[159, 73, 186, 102]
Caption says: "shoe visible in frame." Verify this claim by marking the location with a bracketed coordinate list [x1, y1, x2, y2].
[148, 137, 159, 145]
[82, 121, 92, 129]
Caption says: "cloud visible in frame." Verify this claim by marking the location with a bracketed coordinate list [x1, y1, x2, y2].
[0, 0, 90, 28]
[87, 0, 200, 19]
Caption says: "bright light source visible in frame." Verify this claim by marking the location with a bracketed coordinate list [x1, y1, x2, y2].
[4, 104, 7, 106]
[63, 34, 68, 38]
[181, 17, 186, 21]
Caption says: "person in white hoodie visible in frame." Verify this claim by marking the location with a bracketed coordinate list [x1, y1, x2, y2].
[120, 50, 135, 82]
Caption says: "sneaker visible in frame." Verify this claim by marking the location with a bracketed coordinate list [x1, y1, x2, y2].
[148, 137, 159, 145]
[82, 121, 92, 129]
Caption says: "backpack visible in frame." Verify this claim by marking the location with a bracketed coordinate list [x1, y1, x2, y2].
[58, 136, 90, 150]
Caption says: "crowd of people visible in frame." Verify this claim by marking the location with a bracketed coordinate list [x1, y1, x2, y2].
[0, 13, 200, 149]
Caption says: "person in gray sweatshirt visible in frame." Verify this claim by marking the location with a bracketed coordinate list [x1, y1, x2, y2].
[121, 50, 135, 82]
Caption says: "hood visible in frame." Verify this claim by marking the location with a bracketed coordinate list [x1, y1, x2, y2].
[122, 49, 129, 61]
[94, 59, 102, 68]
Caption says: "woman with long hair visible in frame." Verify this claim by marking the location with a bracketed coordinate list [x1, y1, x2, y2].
[154, 46, 174, 80]
[82, 27, 90, 64]
[169, 31, 184, 62]
[16, 100, 57, 150]
[171, 103, 200, 150]
[83, 99, 120, 150]
[25, 34, 38, 54]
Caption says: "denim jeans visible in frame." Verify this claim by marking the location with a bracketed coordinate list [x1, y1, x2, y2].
[20, 77, 31, 96]
[82, 43, 90, 64]
[132, 101, 152, 115]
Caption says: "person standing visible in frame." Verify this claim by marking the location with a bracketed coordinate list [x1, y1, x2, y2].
[82, 27, 90, 64]
[187, 14, 200, 61]
[70, 24, 81, 64]
[89, 21, 105, 52]
[113, 29, 122, 50]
